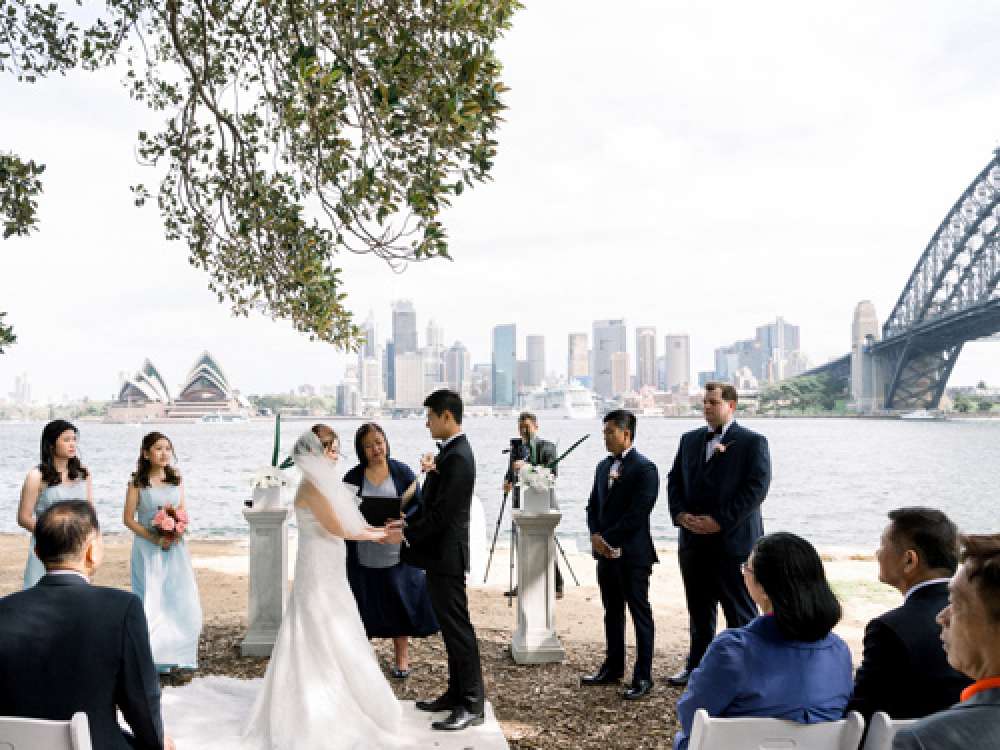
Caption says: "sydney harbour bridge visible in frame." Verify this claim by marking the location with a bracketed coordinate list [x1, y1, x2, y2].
[808, 148, 1000, 411]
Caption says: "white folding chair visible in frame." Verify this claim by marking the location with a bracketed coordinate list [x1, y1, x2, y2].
[688, 708, 865, 750]
[0, 712, 93, 750]
[861, 711, 917, 750]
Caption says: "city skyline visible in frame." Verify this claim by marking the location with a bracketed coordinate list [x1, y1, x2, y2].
[5, 2, 1000, 401]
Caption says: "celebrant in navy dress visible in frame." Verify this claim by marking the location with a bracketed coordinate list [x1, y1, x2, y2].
[343, 422, 439, 678]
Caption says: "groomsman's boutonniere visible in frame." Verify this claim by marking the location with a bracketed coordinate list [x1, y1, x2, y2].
[712, 441, 733, 457]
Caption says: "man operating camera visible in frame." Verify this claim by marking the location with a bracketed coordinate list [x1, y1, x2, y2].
[503, 411, 563, 597]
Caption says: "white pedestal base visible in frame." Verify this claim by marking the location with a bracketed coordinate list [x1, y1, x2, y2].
[511, 510, 565, 664]
[241, 508, 290, 657]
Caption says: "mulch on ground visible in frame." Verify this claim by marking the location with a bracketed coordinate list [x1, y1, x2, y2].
[190, 624, 686, 749]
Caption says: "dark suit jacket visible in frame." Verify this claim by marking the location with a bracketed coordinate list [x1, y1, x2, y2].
[585, 448, 659, 567]
[504, 437, 558, 484]
[0, 574, 164, 750]
[892, 687, 1000, 750]
[667, 422, 771, 558]
[401, 433, 475, 576]
[848, 581, 971, 720]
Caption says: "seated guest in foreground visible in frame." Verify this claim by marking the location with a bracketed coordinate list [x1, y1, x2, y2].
[673, 532, 852, 750]
[849, 507, 970, 721]
[0, 501, 173, 750]
[343, 422, 439, 678]
[893, 534, 1000, 750]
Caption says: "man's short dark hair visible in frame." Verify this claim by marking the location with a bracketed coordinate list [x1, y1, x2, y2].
[705, 381, 739, 403]
[424, 389, 464, 425]
[959, 534, 1000, 625]
[35, 501, 100, 566]
[887, 507, 960, 574]
[603, 409, 637, 439]
[517, 412, 538, 425]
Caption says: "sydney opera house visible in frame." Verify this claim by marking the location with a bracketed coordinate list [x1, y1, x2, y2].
[107, 351, 250, 422]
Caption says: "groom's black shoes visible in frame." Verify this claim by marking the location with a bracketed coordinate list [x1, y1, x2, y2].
[432, 706, 485, 731]
[416, 694, 456, 713]
[622, 679, 654, 700]
[580, 666, 623, 686]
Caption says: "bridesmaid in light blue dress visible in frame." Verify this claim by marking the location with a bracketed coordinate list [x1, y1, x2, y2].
[123, 431, 203, 672]
[18, 420, 93, 588]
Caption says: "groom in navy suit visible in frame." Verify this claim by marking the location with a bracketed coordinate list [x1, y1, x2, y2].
[667, 382, 771, 686]
[581, 409, 660, 700]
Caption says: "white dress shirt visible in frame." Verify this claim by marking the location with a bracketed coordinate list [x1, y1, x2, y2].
[705, 419, 734, 462]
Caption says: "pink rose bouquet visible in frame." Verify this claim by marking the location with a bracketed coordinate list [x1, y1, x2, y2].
[152, 504, 189, 542]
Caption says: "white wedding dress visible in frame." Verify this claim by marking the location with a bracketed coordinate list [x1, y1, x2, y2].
[158, 433, 411, 750]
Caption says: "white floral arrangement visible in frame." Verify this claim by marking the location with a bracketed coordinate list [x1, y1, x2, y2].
[251, 466, 288, 490]
[518, 464, 556, 491]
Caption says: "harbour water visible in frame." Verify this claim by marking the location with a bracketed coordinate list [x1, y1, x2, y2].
[1, 417, 997, 551]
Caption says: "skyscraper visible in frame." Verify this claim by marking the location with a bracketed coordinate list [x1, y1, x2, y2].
[567, 333, 589, 382]
[592, 319, 627, 398]
[664, 334, 691, 392]
[359, 311, 379, 360]
[610, 351, 631, 396]
[526, 335, 545, 387]
[492, 323, 516, 407]
[426, 319, 444, 350]
[756, 317, 800, 359]
[445, 341, 472, 396]
[635, 326, 657, 389]
[394, 351, 425, 408]
[392, 300, 418, 355]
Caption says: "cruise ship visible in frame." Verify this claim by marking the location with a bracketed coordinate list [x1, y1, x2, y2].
[521, 382, 597, 420]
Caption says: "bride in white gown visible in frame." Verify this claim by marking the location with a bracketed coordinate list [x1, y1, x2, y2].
[160, 428, 410, 749]
[242, 428, 404, 749]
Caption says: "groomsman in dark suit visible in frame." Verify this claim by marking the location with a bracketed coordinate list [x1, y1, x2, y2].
[0, 501, 172, 750]
[849, 507, 971, 720]
[667, 382, 771, 686]
[581, 409, 660, 700]
[392, 389, 485, 731]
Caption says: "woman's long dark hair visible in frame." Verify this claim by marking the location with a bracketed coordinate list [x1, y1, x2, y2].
[751, 532, 842, 642]
[130, 432, 181, 488]
[38, 420, 88, 486]
[354, 422, 391, 469]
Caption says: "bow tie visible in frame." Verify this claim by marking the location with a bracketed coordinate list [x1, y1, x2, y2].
[435, 441, 443, 450]
[705, 429, 722, 441]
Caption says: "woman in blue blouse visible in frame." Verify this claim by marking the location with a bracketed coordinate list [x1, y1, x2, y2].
[343, 422, 439, 679]
[673, 532, 853, 750]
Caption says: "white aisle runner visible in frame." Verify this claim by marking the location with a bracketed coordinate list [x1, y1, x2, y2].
[159, 677, 508, 750]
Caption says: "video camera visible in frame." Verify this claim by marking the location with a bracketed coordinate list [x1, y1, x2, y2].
[502, 436, 526, 459]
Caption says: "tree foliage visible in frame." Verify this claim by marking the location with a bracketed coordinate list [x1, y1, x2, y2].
[1, 0, 520, 347]
[0, 311, 15, 353]
[758, 374, 848, 413]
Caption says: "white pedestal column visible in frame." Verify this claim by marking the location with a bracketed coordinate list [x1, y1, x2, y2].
[241, 507, 290, 657]
[511, 509, 565, 664]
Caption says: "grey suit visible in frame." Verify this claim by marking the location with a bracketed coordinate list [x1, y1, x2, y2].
[892, 687, 1000, 749]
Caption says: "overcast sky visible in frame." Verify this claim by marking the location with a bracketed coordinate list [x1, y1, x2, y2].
[3, 0, 1000, 401]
